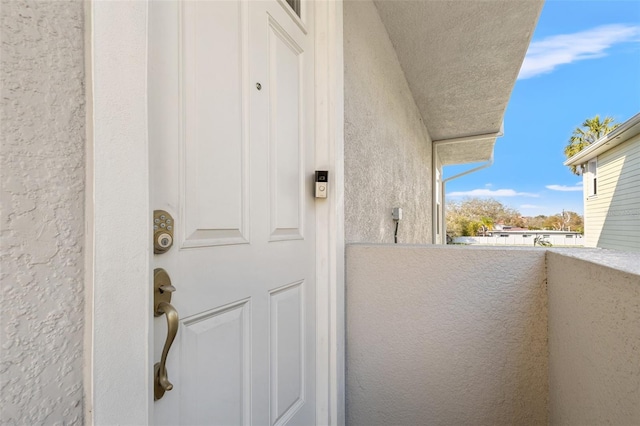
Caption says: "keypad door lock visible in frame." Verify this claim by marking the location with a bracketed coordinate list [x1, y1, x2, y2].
[154, 210, 174, 254]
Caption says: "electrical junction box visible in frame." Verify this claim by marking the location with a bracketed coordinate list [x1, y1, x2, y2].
[392, 207, 402, 221]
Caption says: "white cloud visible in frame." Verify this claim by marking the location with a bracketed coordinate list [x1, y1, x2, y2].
[447, 188, 539, 197]
[519, 24, 640, 79]
[546, 184, 583, 192]
[521, 204, 542, 209]
[484, 183, 493, 188]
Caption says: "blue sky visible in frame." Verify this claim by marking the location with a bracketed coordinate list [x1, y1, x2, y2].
[445, 0, 640, 217]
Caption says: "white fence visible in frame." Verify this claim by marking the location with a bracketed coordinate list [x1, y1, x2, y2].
[454, 233, 583, 246]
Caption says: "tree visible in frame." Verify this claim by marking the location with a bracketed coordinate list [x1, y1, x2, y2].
[543, 214, 562, 230]
[564, 115, 619, 175]
[479, 216, 494, 237]
[565, 210, 584, 233]
[447, 216, 473, 237]
[523, 211, 583, 232]
[467, 221, 482, 237]
[524, 215, 547, 230]
[446, 198, 521, 238]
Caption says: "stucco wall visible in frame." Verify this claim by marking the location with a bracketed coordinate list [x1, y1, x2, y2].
[344, 0, 433, 244]
[547, 250, 640, 424]
[346, 244, 548, 425]
[0, 1, 85, 423]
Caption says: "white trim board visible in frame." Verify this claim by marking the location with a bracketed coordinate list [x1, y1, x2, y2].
[313, 1, 346, 424]
[88, 1, 344, 424]
[89, 1, 151, 424]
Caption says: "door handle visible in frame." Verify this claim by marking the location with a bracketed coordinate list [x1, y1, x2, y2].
[153, 268, 179, 401]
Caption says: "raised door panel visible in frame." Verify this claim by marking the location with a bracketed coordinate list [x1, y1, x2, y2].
[269, 281, 305, 425]
[180, 301, 251, 426]
[182, 1, 250, 248]
[268, 19, 304, 242]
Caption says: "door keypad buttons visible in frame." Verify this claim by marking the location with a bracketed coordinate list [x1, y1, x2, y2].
[154, 210, 174, 254]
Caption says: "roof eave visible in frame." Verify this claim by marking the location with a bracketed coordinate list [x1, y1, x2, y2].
[434, 131, 501, 166]
[374, 0, 543, 146]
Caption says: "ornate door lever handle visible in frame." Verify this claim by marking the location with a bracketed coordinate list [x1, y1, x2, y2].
[154, 268, 179, 401]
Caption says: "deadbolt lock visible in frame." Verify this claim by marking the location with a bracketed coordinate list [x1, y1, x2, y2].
[153, 210, 174, 254]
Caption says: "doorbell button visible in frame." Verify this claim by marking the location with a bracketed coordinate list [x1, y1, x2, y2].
[315, 170, 328, 198]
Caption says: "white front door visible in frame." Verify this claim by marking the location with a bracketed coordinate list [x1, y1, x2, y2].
[149, 1, 316, 424]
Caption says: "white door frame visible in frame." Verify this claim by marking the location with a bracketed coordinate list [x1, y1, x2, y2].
[86, 1, 344, 424]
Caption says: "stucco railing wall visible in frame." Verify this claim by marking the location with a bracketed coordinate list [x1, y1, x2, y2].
[547, 250, 640, 424]
[346, 244, 549, 425]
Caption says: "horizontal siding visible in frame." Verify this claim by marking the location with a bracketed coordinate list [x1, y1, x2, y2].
[599, 235, 640, 244]
[599, 232, 640, 242]
[599, 148, 640, 166]
[603, 134, 640, 159]
[586, 226, 639, 236]
[598, 166, 640, 187]
[590, 183, 640, 199]
[599, 238, 640, 251]
[586, 200, 637, 216]
[586, 200, 639, 210]
[599, 143, 640, 163]
[598, 165, 640, 184]
[584, 214, 640, 223]
[585, 134, 640, 251]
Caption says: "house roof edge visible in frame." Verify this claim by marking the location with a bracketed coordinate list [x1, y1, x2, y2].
[564, 112, 640, 166]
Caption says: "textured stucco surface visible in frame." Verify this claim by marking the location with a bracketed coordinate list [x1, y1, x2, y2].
[549, 247, 640, 276]
[373, 0, 543, 142]
[346, 244, 548, 426]
[548, 252, 640, 425]
[344, 0, 432, 244]
[436, 138, 495, 165]
[1, 1, 85, 424]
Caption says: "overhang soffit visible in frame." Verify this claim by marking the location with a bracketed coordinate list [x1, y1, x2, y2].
[374, 0, 544, 142]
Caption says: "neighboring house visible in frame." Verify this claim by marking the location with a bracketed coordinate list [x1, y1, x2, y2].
[565, 113, 640, 251]
[7, 2, 639, 426]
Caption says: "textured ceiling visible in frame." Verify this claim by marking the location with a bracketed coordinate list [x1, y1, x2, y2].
[437, 139, 496, 165]
[374, 0, 544, 146]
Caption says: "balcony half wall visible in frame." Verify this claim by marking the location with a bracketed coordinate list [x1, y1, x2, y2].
[346, 244, 640, 425]
[547, 249, 640, 425]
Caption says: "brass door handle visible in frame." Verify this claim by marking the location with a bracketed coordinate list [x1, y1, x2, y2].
[154, 268, 179, 401]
